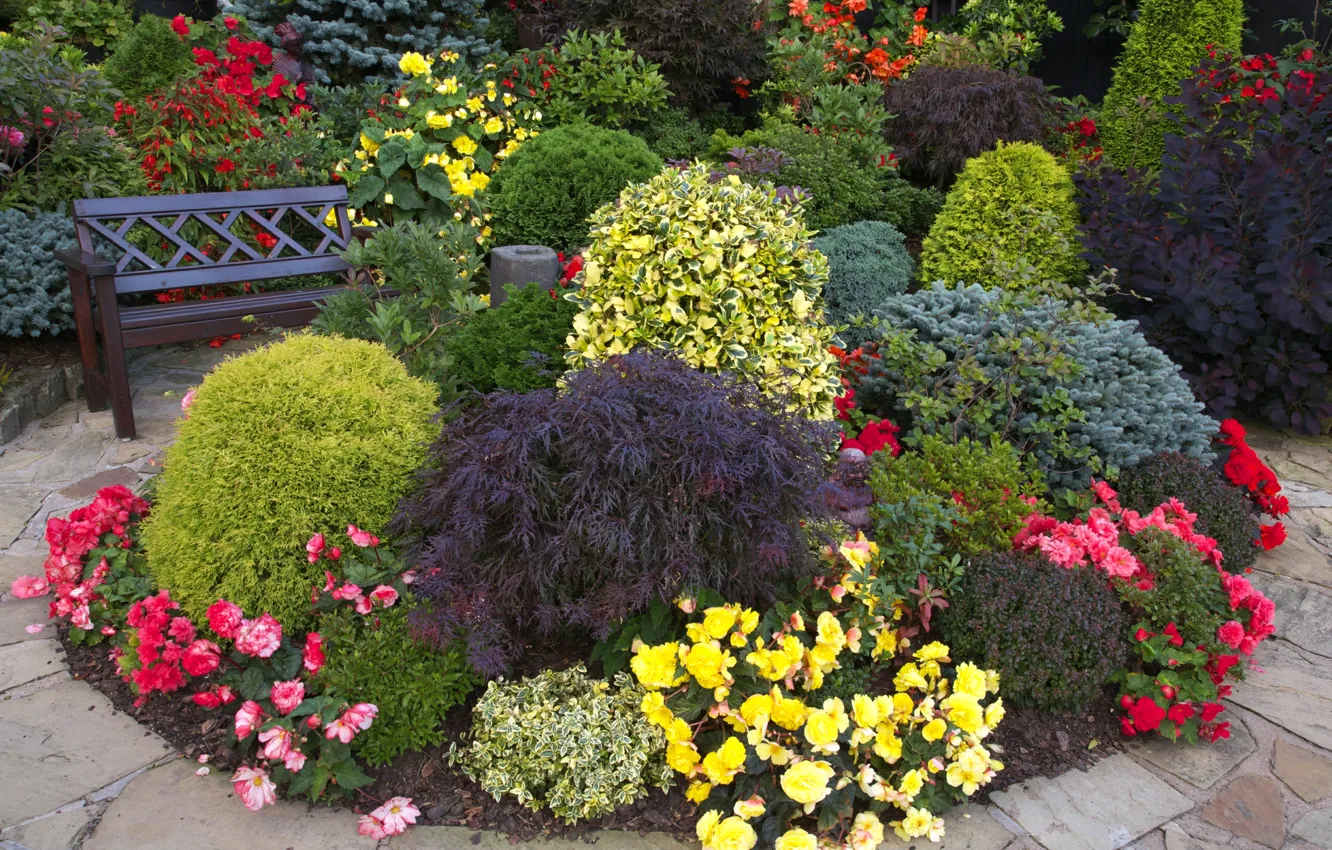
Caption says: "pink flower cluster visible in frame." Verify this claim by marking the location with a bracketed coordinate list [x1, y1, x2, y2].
[308, 532, 399, 615]
[9, 486, 150, 628]
[122, 590, 221, 704]
[208, 600, 283, 658]
[358, 797, 421, 839]
[325, 702, 378, 744]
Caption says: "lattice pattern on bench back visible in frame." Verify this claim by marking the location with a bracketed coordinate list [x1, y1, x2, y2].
[72, 186, 354, 294]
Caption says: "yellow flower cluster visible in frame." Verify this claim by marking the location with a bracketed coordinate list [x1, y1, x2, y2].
[343, 51, 540, 236]
[628, 539, 1006, 848]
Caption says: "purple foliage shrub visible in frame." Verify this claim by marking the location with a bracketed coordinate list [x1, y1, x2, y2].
[1076, 55, 1332, 433]
[394, 351, 837, 674]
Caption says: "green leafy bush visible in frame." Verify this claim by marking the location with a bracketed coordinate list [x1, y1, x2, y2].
[714, 121, 884, 231]
[318, 602, 479, 766]
[881, 179, 945, 238]
[812, 221, 914, 349]
[566, 163, 841, 419]
[634, 106, 712, 161]
[959, 0, 1065, 73]
[869, 434, 1048, 557]
[18, 0, 132, 47]
[443, 282, 577, 393]
[1117, 528, 1233, 650]
[1098, 0, 1244, 169]
[489, 123, 662, 253]
[0, 208, 73, 337]
[459, 666, 673, 823]
[1118, 452, 1261, 573]
[141, 334, 438, 628]
[541, 30, 671, 127]
[849, 283, 1218, 490]
[100, 14, 195, 100]
[918, 142, 1086, 287]
[942, 551, 1131, 711]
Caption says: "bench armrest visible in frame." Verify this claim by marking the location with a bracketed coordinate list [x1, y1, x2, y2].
[54, 248, 116, 277]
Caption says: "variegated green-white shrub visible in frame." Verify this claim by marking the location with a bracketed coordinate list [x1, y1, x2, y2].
[565, 163, 841, 420]
[455, 666, 673, 823]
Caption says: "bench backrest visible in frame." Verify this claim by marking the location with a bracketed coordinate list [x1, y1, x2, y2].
[72, 185, 354, 294]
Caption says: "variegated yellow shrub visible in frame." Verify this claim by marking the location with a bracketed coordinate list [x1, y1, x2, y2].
[565, 163, 841, 420]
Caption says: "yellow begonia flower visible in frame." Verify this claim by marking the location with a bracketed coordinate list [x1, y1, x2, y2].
[484, 115, 503, 133]
[914, 641, 950, 662]
[945, 745, 991, 795]
[893, 807, 941, 841]
[953, 662, 988, 699]
[686, 781, 712, 804]
[755, 740, 792, 765]
[849, 812, 884, 850]
[921, 717, 948, 741]
[697, 811, 721, 843]
[686, 622, 710, 644]
[803, 710, 839, 751]
[738, 693, 773, 727]
[683, 641, 734, 689]
[873, 726, 902, 762]
[398, 51, 430, 76]
[435, 76, 459, 94]
[703, 816, 756, 850]
[666, 742, 700, 774]
[665, 717, 692, 743]
[703, 606, 739, 639]
[466, 96, 484, 111]
[452, 134, 478, 156]
[359, 133, 380, 154]
[774, 828, 817, 850]
[630, 642, 686, 690]
[641, 691, 673, 728]
[894, 663, 928, 692]
[851, 694, 879, 729]
[738, 609, 759, 634]
[815, 611, 846, 651]
[872, 628, 897, 660]
[942, 692, 984, 735]
[771, 693, 807, 731]
[984, 697, 1005, 730]
[732, 796, 765, 820]
[779, 760, 836, 810]
[898, 767, 925, 800]
[427, 112, 453, 129]
[700, 736, 746, 785]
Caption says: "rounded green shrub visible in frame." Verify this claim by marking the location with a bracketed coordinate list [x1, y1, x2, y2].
[461, 666, 673, 823]
[634, 106, 710, 161]
[881, 179, 945, 239]
[318, 601, 479, 766]
[942, 551, 1131, 712]
[717, 122, 884, 232]
[1117, 452, 1261, 572]
[100, 13, 195, 100]
[812, 221, 914, 349]
[443, 282, 577, 393]
[918, 142, 1086, 287]
[868, 433, 1048, 557]
[488, 123, 662, 254]
[142, 334, 437, 628]
[1099, 0, 1244, 170]
[567, 163, 841, 419]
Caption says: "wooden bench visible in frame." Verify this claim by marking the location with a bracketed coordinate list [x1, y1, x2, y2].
[54, 185, 360, 439]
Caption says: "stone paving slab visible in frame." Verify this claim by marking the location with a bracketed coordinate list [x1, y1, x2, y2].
[81, 760, 376, 850]
[0, 805, 93, 850]
[1294, 807, 1332, 848]
[0, 598, 51, 646]
[1229, 641, 1332, 752]
[1251, 573, 1332, 659]
[0, 487, 46, 549]
[0, 680, 172, 829]
[389, 826, 695, 849]
[990, 754, 1193, 850]
[880, 803, 1019, 849]
[1201, 774, 1286, 848]
[0, 639, 64, 693]
[0, 554, 43, 599]
[1275, 740, 1332, 803]
[1131, 716, 1256, 789]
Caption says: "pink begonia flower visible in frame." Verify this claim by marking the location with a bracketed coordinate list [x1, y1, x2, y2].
[371, 797, 420, 835]
[1099, 546, 1140, 579]
[325, 716, 357, 744]
[303, 632, 325, 674]
[234, 613, 282, 658]
[235, 700, 263, 738]
[354, 595, 373, 615]
[1217, 620, 1245, 649]
[358, 814, 388, 840]
[181, 640, 222, 676]
[206, 600, 244, 639]
[258, 726, 292, 761]
[70, 604, 91, 630]
[232, 766, 276, 811]
[327, 546, 342, 560]
[101, 626, 117, 636]
[331, 582, 361, 601]
[270, 679, 305, 715]
[25, 623, 45, 634]
[323, 571, 336, 593]
[180, 388, 197, 418]
[10, 575, 50, 598]
[306, 532, 326, 563]
[401, 570, 416, 585]
[370, 585, 399, 608]
[344, 702, 377, 731]
[347, 524, 379, 547]
[283, 747, 306, 772]
[167, 616, 196, 644]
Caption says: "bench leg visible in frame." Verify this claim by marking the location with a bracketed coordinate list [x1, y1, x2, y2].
[93, 276, 136, 440]
[68, 268, 107, 412]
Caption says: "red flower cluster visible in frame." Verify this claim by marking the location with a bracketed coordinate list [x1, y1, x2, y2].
[1214, 419, 1288, 551]
[121, 589, 221, 704]
[39, 486, 149, 628]
[781, 2, 929, 84]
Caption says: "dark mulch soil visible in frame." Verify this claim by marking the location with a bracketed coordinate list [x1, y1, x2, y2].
[0, 333, 81, 391]
[62, 622, 1121, 838]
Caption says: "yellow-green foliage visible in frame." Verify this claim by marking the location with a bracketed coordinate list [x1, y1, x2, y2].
[142, 335, 437, 629]
[566, 163, 840, 420]
[918, 142, 1086, 288]
[1100, 0, 1243, 170]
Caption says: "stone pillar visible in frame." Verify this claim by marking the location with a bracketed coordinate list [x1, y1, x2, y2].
[489, 245, 560, 307]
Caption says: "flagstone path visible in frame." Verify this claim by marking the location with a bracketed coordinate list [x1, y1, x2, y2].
[1, 341, 1330, 850]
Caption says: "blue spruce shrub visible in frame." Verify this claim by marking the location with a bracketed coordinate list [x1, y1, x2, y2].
[854, 283, 1216, 489]
[219, 0, 493, 86]
[0, 210, 75, 337]
[812, 221, 914, 349]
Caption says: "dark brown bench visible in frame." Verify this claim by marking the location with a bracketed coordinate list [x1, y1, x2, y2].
[55, 185, 360, 439]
